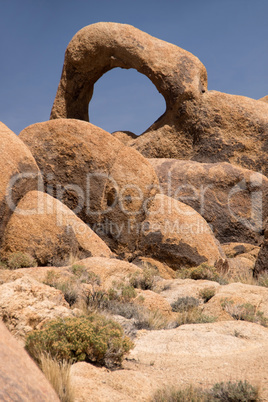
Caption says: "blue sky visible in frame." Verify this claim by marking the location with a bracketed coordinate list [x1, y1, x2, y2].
[0, 0, 267, 136]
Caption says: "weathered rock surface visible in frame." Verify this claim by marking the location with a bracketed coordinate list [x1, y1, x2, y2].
[0, 276, 75, 339]
[222, 242, 260, 259]
[71, 321, 268, 401]
[259, 95, 268, 103]
[132, 91, 268, 177]
[149, 159, 268, 244]
[20, 119, 159, 256]
[0, 320, 60, 401]
[138, 194, 227, 270]
[50, 22, 207, 122]
[0, 122, 40, 246]
[75, 257, 142, 290]
[202, 282, 268, 319]
[254, 221, 268, 275]
[0, 191, 111, 266]
[112, 131, 137, 145]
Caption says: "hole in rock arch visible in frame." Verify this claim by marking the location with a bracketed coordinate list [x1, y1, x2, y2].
[89, 68, 166, 136]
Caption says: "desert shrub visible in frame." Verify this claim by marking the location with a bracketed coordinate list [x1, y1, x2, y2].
[209, 380, 259, 401]
[177, 263, 228, 285]
[199, 287, 216, 303]
[175, 307, 216, 327]
[39, 353, 75, 402]
[25, 315, 134, 368]
[108, 281, 137, 303]
[222, 299, 268, 327]
[152, 380, 259, 401]
[7, 252, 37, 269]
[152, 385, 207, 401]
[134, 308, 171, 330]
[44, 270, 80, 306]
[171, 296, 200, 312]
[0, 259, 8, 269]
[257, 272, 268, 288]
[105, 300, 143, 320]
[129, 267, 158, 290]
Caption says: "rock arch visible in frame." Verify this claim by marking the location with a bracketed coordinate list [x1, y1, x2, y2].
[50, 22, 207, 122]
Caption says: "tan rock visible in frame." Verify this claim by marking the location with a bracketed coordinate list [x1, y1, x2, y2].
[0, 276, 75, 339]
[131, 256, 176, 279]
[19, 119, 159, 256]
[0, 320, 60, 401]
[259, 95, 268, 103]
[75, 257, 142, 290]
[0, 191, 111, 266]
[112, 131, 137, 145]
[138, 194, 227, 270]
[0, 122, 40, 245]
[149, 159, 268, 244]
[71, 321, 268, 401]
[132, 90, 268, 177]
[158, 278, 220, 305]
[134, 289, 172, 316]
[222, 242, 260, 259]
[203, 282, 268, 319]
[50, 22, 207, 122]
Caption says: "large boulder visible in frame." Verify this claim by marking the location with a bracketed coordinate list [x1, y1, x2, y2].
[19, 119, 159, 256]
[0, 191, 111, 266]
[132, 91, 268, 176]
[0, 320, 60, 401]
[71, 321, 268, 401]
[0, 122, 40, 246]
[149, 159, 268, 244]
[138, 194, 227, 270]
[0, 276, 75, 339]
[50, 22, 207, 122]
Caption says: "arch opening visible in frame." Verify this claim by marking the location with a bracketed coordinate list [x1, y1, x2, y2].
[89, 68, 166, 136]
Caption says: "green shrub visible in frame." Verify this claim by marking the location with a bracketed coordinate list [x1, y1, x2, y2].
[7, 252, 37, 269]
[177, 263, 228, 285]
[171, 296, 200, 312]
[199, 287, 216, 303]
[25, 315, 134, 368]
[152, 380, 259, 401]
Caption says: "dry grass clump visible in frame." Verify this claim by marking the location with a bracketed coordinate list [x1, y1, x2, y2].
[39, 353, 75, 402]
[152, 380, 260, 401]
[0, 252, 37, 269]
[176, 263, 228, 285]
[222, 299, 268, 327]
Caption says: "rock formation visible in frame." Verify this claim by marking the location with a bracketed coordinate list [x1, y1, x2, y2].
[0, 320, 60, 401]
[139, 194, 227, 269]
[50, 22, 268, 177]
[0, 122, 40, 246]
[19, 119, 159, 257]
[149, 159, 268, 244]
[0, 191, 111, 266]
[50, 22, 207, 121]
